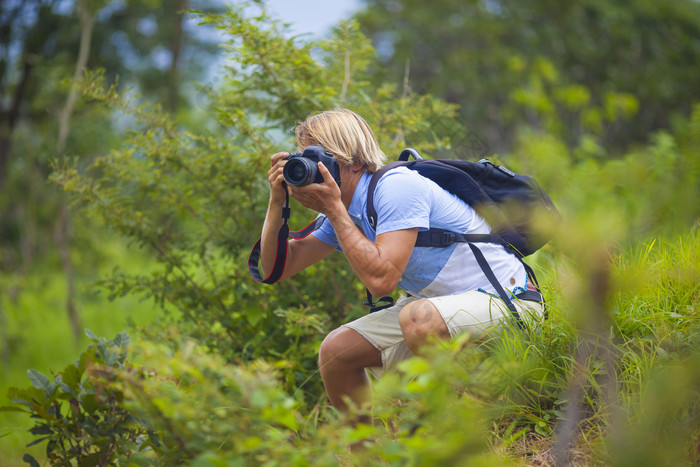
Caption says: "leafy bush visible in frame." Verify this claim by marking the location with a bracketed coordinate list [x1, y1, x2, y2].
[1, 330, 149, 466]
[5, 328, 526, 466]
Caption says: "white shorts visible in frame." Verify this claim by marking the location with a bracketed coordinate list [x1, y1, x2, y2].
[343, 290, 545, 379]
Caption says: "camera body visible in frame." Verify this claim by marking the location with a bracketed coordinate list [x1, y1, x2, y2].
[283, 145, 342, 186]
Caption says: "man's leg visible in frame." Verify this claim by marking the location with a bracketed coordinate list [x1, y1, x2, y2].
[318, 326, 382, 413]
[398, 299, 450, 355]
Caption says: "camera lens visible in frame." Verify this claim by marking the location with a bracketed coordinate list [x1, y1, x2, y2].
[284, 158, 317, 186]
[288, 163, 306, 182]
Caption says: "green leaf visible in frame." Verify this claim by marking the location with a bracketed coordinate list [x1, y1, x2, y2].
[27, 370, 53, 396]
[347, 423, 374, 442]
[121, 452, 152, 467]
[29, 424, 53, 436]
[7, 386, 45, 408]
[46, 439, 58, 456]
[25, 435, 51, 447]
[85, 328, 99, 341]
[56, 391, 74, 401]
[61, 362, 83, 390]
[81, 393, 98, 414]
[22, 454, 40, 467]
[104, 349, 118, 367]
[112, 331, 130, 363]
[79, 452, 102, 467]
[112, 331, 130, 349]
[0, 406, 30, 413]
[397, 357, 431, 376]
[78, 351, 89, 375]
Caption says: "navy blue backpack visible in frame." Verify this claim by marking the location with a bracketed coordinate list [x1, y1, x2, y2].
[364, 148, 561, 318]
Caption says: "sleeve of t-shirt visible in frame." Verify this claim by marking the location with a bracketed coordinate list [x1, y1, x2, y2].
[374, 170, 431, 235]
[310, 214, 340, 249]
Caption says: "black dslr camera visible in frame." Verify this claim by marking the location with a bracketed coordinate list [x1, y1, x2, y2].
[283, 145, 341, 186]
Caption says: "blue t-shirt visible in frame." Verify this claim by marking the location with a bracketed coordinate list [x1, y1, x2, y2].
[312, 167, 527, 298]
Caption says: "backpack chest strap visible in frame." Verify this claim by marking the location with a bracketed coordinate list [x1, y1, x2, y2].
[415, 229, 501, 248]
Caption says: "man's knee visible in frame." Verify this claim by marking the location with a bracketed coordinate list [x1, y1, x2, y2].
[318, 326, 368, 368]
[399, 299, 450, 349]
[319, 328, 345, 366]
[319, 326, 382, 371]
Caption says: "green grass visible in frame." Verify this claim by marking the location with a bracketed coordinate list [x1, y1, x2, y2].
[0, 239, 161, 466]
[483, 228, 700, 464]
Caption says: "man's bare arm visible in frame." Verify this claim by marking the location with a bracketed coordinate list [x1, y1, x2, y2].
[289, 162, 416, 297]
[328, 211, 417, 297]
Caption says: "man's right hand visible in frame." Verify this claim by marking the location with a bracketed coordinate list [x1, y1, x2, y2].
[268, 152, 289, 205]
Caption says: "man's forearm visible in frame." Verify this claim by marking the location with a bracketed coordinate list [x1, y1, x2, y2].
[260, 200, 286, 277]
[325, 206, 398, 296]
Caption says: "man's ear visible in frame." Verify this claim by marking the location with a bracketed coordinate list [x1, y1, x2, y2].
[350, 161, 365, 173]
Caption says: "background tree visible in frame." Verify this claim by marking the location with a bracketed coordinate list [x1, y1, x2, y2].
[355, 0, 700, 154]
[0, 0, 221, 350]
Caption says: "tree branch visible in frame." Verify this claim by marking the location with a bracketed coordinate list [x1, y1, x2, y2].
[57, 1, 94, 153]
[339, 48, 351, 103]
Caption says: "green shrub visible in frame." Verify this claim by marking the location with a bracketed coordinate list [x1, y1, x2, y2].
[1, 330, 149, 466]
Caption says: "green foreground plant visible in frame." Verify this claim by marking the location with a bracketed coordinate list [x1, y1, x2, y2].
[1, 331, 148, 466]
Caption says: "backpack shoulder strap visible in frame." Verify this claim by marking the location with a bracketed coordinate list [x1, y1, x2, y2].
[367, 148, 424, 228]
[367, 161, 408, 229]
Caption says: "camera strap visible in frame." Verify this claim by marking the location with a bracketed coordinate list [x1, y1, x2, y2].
[248, 185, 323, 284]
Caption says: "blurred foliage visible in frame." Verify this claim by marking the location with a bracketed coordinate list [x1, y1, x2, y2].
[0, 0, 221, 277]
[356, 0, 700, 155]
[4, 329, 511, 465]
[0, 1, 229, 402]
[5, 227, 698, 464]
[505, 104, 700, 241]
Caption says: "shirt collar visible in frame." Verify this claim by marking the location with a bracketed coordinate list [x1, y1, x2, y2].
[346, 171, 372, 224]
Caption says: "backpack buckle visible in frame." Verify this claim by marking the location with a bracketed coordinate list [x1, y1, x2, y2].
[440, 231, 456, 245]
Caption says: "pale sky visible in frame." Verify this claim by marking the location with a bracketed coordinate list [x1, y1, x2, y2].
[263, 0, 363, 38]
[187, 0, 363, 83]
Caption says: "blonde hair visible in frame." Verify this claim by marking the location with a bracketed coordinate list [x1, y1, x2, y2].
[294, 109, 385, 173]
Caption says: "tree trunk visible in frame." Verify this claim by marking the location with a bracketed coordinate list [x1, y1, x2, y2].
[57, 2, 94, 152]
[553, 251, 619, 465]
[0, 58, 34, 188]
[55, 0, 95, 341]
[55, 202, 81, 340]
[167, 0, 187, 114]
[0, 288, 7, 367]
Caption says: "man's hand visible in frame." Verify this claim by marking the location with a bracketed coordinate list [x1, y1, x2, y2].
[268, 152, 289, 206]
[288, 161, 344, 216]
